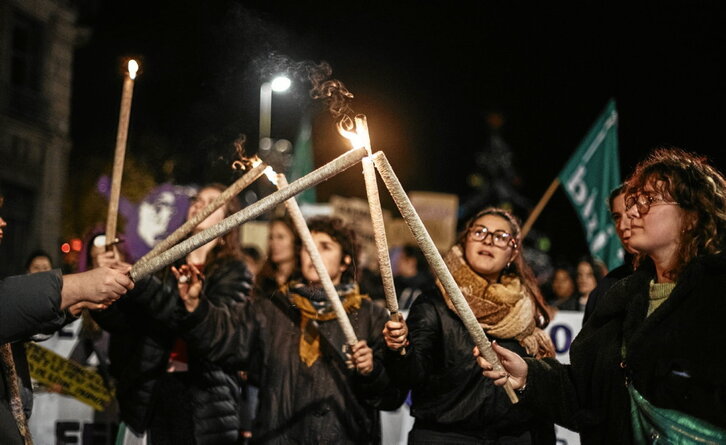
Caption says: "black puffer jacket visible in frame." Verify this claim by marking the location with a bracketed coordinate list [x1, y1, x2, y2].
[93, 258, 252, 444]
[181, 285, 407, 445]
[524, 254, 726, 444]
[384, 288, 555, 443]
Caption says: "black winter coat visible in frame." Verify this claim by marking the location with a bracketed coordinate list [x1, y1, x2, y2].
[93, 258, 252, 445]
[181, 286, 406, 445]
[1, 270, 67, 445]
[384, 289, 555, 443]
[524, 253, 726, 444]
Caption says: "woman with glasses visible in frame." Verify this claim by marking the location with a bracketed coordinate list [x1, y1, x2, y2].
[383, 207, 555, 444]
[476, 148, 726, 444]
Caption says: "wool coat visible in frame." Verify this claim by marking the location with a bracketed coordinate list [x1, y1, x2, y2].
[524, 253, 726, 444]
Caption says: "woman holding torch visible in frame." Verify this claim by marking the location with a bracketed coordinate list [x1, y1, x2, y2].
[176, 215, 405, 444]
[93, 183, 253, 445]
[383, 207, 555, 444]
[476, 148, 726, 443]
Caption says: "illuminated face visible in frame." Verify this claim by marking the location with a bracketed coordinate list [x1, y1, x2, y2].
[626, 181, 687, 262]
[268, 221, 296, 265]
[28, 256, 52, 274]
[576, 261, 597, 296]
[463, 214, 517, 282]
[552, 269, 575, 299]
[610, 193, 637, 255]
[300, 231, 349, 285]
[188, 187, 225, 233]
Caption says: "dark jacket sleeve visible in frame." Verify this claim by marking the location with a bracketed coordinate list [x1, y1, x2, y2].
[91, 274, 174, 333]
[180, 297, 260, 370]
[383, 293, 441, 390]
[523, 357, 581, 430]
[351, 301, 408, 410]
[0, 270, 65, 344]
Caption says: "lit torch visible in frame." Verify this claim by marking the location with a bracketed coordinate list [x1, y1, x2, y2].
[105, 59, 139, 252]
[135, 157, 268, 266]
[130, 146, 367, 282]
[371, 151, 519, 403]
[338, 115, 405, 354]
[264, 166, 358, 347]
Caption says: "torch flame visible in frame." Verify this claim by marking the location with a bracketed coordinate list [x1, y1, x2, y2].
[263, 166, 278, 186]
[336, 114, 371, 154]
[128, 60, 139, 80]
[251, 156, 263, 168]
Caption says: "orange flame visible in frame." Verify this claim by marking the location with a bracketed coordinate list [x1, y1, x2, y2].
[336, 114, 371, 154]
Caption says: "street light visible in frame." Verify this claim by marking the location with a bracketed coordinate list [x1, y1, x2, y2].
[259, 75, 291, 146]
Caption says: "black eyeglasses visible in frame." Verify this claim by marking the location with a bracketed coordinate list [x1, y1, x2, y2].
[624, 192, 679, 215]
[468, 225, 517, 249]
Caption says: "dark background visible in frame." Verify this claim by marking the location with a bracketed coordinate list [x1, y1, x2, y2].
[69, 1, 726, 266]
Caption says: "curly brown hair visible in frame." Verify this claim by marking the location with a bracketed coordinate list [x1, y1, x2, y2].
[307, 216, 360, 285]
[624, 148, 726, 279]
[457, 207, 551, 328]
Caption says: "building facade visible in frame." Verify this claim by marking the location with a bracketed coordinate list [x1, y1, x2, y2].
[0, 0, 77, 275]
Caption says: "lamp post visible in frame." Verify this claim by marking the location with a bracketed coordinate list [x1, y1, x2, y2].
[259, 75, 291, 147]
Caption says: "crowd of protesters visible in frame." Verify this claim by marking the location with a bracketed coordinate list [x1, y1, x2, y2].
[2, 146, 726, 444]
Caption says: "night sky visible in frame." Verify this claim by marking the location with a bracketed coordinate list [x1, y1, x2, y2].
[70, 1, 726, 264]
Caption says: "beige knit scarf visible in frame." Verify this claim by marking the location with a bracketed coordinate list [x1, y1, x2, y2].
[0, 343, 32, 444]
[438, 245, 554, 359]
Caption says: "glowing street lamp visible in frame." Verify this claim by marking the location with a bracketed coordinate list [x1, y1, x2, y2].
[259, 75, 291, 146]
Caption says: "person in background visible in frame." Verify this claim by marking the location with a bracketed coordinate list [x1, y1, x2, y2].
[393, 244, 434, 311]
[25, 250, 53, 274]
[545, 262, 578, 311]
[573, 255, 604, 311]
[583, 185, 639, 323]
[254, 216, 299, 298]
[476, 147, 726, 443]
[383, 207, 555, 444]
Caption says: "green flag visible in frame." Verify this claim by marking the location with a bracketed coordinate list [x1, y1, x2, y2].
[289, 113, 316, 204]
[558, 99, 622, 270]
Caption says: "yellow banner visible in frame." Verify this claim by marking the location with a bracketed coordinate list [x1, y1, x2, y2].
[25, 342, 114, 411]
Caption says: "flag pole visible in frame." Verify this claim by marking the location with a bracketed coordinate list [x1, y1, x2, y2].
[520, 177, 560, 239]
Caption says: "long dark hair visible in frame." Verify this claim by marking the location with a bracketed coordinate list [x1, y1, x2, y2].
[624, 147, 726, 279]
[457, 207, 551, 328]
[255, 216, 301, 296]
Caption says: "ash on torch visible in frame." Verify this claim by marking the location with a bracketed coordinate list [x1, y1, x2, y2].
[129, 146, 368, 282]
[105, 59, 139, 254]
[135, 159, 268, 267]
[339, 115, 405, 354]
[372, 150, 519, 404]
[271, 171, 358, 348]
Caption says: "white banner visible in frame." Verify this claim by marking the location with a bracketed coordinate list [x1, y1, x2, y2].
[28, 319, 117, 444]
